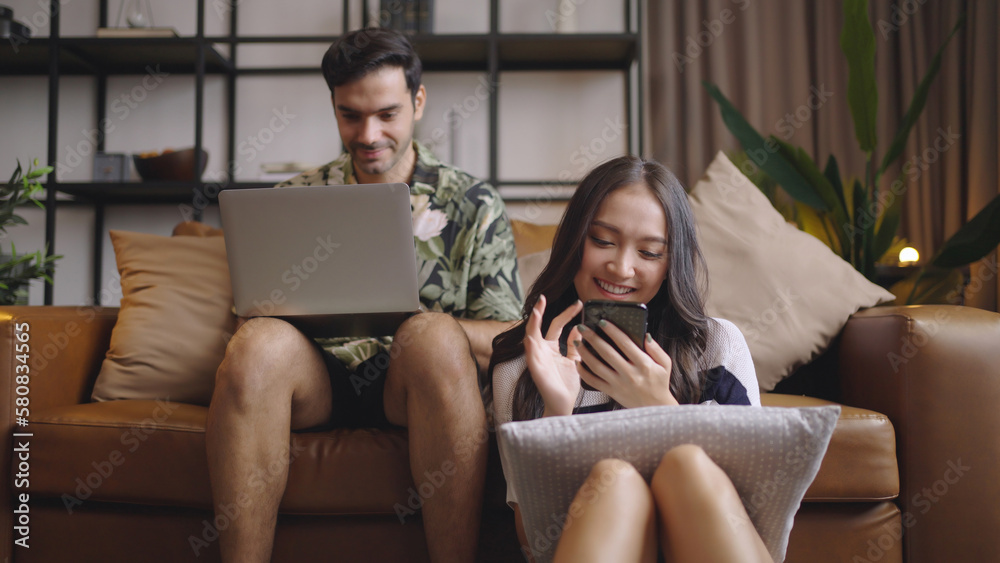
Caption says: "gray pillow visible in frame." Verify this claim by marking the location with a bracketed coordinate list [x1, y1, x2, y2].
[497, 405, 840, 563]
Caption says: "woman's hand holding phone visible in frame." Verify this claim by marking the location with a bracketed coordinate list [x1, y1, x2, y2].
[524, 295, 584, 417]
[576, 320, 679, 408]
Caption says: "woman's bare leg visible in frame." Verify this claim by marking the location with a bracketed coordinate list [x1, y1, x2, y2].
[552, 459, 657, 563]
[651, 444, 772, 563]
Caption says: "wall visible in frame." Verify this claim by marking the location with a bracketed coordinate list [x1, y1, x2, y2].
[1, 0, 629, 306]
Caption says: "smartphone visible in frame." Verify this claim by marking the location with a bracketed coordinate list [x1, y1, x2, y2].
[579, 301, 648, 390]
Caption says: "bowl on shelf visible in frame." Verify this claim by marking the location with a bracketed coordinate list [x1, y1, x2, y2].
[133, 148, 208, 182]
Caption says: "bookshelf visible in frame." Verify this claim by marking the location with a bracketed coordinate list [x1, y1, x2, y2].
[0, 0, 643, 305]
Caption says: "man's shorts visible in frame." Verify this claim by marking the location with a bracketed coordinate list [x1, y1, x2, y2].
[314, 346, 393, 429]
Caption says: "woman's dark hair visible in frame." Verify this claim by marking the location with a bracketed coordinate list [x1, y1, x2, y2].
[321, 27, 422, 100]
[489, 156, 711, 421]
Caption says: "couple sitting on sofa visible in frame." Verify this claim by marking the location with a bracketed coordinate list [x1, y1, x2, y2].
[209, 27, 769, 563]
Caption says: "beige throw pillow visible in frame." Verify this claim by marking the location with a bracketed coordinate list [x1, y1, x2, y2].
[91, 229, 236, 406]
[688, 152, 894, 391]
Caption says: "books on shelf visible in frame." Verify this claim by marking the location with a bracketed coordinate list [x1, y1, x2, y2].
[96, 27, 179, 38]
[380, 0, 433, 34]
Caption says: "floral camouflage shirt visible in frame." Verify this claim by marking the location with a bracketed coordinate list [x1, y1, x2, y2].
[277, 141, 524, 370]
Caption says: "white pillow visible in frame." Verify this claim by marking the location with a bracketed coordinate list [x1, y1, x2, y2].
[498, 405, 840, 563]
[689, 152, 895, 390]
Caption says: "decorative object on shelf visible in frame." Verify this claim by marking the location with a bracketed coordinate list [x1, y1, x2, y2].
[703, 0, 964, 285]
[133, 148, 209, 182]
[99, 0, 177, 37]
[1, 159, 62, 306]
[93, 153, 130, 182]
[95, 26, 177, 38]
[121, 0, 153, 28]
[0, 4, 31, 40]
[380, 0, 433, 34]
[551, 0, 579, 33]
[259, 161, 312, 184]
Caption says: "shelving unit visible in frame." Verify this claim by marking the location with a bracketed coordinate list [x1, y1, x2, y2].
[1, 0, 642, 305]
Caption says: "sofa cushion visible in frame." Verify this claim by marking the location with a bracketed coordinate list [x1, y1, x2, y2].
[23, 397, 897, 515]
[763, 394, 898, 501]
[90, 230, 237, 406]
[26, 401, 416, 515]
[688, 152, 895, 391]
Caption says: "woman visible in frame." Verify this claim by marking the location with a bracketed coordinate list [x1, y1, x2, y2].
[490, 156, 770, 562]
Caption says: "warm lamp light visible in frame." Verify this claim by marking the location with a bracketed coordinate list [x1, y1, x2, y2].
[899, 247, 919, 265]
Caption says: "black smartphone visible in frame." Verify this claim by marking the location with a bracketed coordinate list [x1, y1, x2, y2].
[579, 300, 648, 390]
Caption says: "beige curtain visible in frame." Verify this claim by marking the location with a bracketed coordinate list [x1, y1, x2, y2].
[647, 0, 999, 311]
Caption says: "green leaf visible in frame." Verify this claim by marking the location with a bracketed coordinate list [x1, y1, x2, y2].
[840, 0, 878, 154]
[773, 140, 841, 213]
[772, 139, 852, 253]
[6, 161, 22, 188]
[931, 193, 1000, 268]
[703, 81, 829, 210]
[795, 201, 844, 257]
[872, 184, 904, 262]
[851, 179, 870, 275]
[890, 268, 965, 305]
[822, 155, 847, 211]
[878, 12, 965, 178]
[25, 165, 53, 180]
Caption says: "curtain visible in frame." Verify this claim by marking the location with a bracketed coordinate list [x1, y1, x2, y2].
[646, 0, 998, 311]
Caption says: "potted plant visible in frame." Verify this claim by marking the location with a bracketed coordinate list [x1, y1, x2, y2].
[1, 159, 61, 305]
[703, 0, 1000, 304]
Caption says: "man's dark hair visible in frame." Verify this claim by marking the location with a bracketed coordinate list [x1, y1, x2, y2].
[321, 27, 423, 100]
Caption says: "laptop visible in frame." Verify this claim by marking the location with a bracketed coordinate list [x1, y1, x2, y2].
[218, 182, 421, 337]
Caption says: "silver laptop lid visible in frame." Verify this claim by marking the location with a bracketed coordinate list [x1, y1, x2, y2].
[219, 183, 420, 319]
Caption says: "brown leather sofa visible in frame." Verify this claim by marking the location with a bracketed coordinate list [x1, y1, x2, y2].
[2, 302, 999, 562]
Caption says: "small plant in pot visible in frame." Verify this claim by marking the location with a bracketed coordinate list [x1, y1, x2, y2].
[1, 159, 62, 305]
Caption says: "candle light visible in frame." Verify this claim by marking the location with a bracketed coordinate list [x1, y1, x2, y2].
[899, 247, 919, 266]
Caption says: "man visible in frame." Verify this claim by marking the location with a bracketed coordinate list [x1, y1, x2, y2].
[205, 28, 523, 563]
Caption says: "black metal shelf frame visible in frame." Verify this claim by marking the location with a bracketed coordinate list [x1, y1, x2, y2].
[19, 0, 642, 305]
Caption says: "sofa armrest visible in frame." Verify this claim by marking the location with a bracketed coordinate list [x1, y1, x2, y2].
[1, 306, 119, 412]
[1, 306, 118, 559]
[838, 305, 1000, 563]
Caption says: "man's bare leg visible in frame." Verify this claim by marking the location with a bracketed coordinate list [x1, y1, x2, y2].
[206, 318, 334, 562]
[383, 313, 487, 563]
